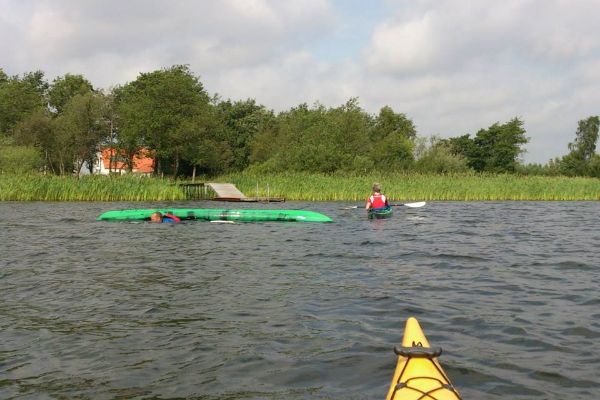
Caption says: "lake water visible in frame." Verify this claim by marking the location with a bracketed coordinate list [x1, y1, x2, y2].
[1, 201, 599, 399]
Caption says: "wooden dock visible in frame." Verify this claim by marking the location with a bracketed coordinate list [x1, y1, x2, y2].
[207, 183, 247, 199]
[178, 182, 284, 202]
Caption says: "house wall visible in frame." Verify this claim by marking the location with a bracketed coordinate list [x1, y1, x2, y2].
[82, 149, 154, 175]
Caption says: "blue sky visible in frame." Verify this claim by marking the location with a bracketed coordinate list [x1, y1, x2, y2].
[310, 0, 390, 62]
[2, 0, 600, 164]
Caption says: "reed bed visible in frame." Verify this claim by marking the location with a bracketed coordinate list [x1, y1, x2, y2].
[218, 172, 600, 201]
[0, 174, 186, 201]
[2, 172, 600, 201]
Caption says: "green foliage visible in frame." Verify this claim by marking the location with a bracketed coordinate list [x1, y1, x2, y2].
[515, 162, 560, 176]
[249, 124, 280, 165]
[375, 132, 414, 171]
[0, 137, 42, 174]
[556, 116, 600, 177]
[3, 170, 600, 201]
[48, 74, 94, 114]
[0, 70, 48, 135]
[212, 98, 274, 172]
[216, 171, 600, 201]
[558, 151, 587, 176]
[0, 68, 8, 84]
[1, 65, 598, 181]
[369, 104, 416, 171]
[446, 118, 528, 173]
[116, 65, 211, 176]
[472, 118, 528, 172]
[445, 134, 474, 159]
[247, 99, 416, 174]
[568, 116, 599, 161]
[587, 154, 600, 178]
[325, 98, 372, 171]
[0, 174, 186, 201]
[414, 136, 469, 173]
[61, 92, 109, 175]
[371, 105, 416, 141]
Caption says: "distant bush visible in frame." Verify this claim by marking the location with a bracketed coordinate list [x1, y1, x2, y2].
[0, 137, 43, 174]
[413, 136, 469, 174]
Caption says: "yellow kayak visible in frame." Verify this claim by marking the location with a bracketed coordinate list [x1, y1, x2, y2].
[386, 317, 461, 400]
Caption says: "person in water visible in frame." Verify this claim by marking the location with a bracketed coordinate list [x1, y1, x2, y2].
[366, 183, 389, 210]
[149, 211, 181, 223]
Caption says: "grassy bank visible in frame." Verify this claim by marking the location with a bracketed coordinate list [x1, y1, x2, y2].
[0, 174, 186, 201]
[218, 172, 600, 201]
[1, 172, 600, 201]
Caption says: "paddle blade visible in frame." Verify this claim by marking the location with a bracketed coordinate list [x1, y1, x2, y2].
[403, 201, 426, 208]
[390, 201, 426, 208]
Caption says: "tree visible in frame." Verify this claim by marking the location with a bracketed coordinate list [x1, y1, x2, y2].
[445, 134, 475, 161]
[559, 116, 600, 176]
[250, 102, 323, 172]
[370, 105, 416, 171]
[62, 92, 110, 176]
[116, 65, 211, 176]
[414, 136, 468, 173]
[214, 98, 274, 172]
[177, 110, 232, 178]
[371, 105, 416, 141]
[12, 108, 54, 173]
[328, 98, 373, 171]
[556, 116, 600, 176]
[0, 70, 48, 136]
[587, 154, 600, 178]
[249, 123, 280, 166]
[48, 74, 94, 114]
[373, 132, 414, 171]
[450, 118, 528, 173]
[0, 69, 8, 83]
[568, 116, 600, 161]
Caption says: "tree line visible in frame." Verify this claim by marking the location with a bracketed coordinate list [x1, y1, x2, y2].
[0, 65, 598, 177]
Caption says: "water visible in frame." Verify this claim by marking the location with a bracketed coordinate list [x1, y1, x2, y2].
[1, 201, 599, 399]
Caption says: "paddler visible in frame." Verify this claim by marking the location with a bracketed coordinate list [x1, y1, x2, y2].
[366, 183, 389, 210]
[149, 211, 181, 223]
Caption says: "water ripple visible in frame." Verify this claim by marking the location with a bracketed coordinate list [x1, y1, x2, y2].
[1, 201, 599, 399]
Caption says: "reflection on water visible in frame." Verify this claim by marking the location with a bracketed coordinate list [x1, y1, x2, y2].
[1, 201, 599, 399]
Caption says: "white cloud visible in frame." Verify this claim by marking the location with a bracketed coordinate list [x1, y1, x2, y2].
[358, 0, 600, 162]
[3, 0, 334, 86]
[1, 0, 600, 162]
[367, 16, 437, 74]
[366, 0, 600, 74]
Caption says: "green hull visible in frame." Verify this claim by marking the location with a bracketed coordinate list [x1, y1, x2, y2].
[368, 206, 393, 219]
[97, 208, 333, 223]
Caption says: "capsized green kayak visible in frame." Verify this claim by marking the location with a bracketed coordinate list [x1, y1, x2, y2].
[97, 208, 333, 222]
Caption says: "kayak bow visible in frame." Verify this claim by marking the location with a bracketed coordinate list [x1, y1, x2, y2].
[386, 317, 461, 400]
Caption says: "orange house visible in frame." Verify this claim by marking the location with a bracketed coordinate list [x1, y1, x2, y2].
[94, 148, 154, 175]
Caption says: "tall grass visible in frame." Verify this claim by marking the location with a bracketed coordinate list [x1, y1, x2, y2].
[0, 174, 186, 201]
[2, 172, 600, 201]
[216, 171, 600, 201]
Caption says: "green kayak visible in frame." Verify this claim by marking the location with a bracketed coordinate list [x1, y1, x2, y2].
[97, 208, 333, 223]
[368, 206, 393, 219]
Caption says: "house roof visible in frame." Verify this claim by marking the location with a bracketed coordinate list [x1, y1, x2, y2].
[101, 148, 154, 173]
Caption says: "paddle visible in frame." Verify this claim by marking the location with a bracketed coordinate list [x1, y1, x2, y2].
[391, 201, 426, 208]
[344, 201, 426, 209]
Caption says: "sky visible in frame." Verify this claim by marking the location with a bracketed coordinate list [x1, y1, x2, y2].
[2, 0, 600, 163]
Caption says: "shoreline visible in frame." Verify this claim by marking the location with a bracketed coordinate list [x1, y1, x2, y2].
[1, 173, 600, 202]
